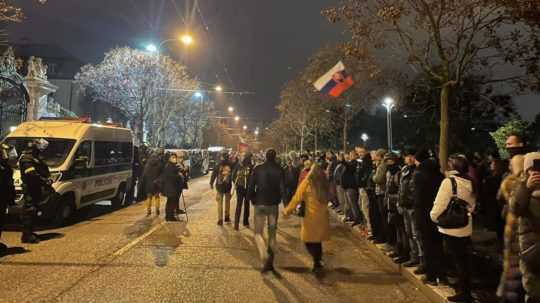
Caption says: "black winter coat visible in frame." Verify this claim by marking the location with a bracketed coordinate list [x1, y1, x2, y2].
[247, 161, 285, 206]
[398, 165, 415, 209]
[161, 162, 184, 198]
[284, 164, 300, 189]
[143, 156, 163, 195]
[412, 158, 444, 223]
[356, 155, 373, 188]
[341, 161, 358, 190]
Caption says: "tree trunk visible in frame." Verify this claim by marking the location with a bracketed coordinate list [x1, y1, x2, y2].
[314, 130, 318, 152]
[300, 125, 305, 153]
[439, 84, 451, 172]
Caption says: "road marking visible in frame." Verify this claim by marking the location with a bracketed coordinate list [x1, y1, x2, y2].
[113, 221, 167, 257]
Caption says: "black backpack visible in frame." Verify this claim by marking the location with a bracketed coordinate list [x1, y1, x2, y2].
[436, 178, 470, 229]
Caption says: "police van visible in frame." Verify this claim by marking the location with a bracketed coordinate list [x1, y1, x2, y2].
[3, 118, 134, 225]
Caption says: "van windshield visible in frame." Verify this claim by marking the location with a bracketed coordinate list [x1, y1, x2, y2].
[4, 137, 76, 168]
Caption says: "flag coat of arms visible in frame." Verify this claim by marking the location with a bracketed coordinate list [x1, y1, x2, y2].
[313, 61, 354, 98]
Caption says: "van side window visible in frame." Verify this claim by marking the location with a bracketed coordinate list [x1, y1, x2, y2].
[95, 141, 133, 166]
[74, 141, 91, 162]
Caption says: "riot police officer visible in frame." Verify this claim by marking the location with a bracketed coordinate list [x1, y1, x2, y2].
[19, 138, 51, 244]
[0, 143, 16, 253]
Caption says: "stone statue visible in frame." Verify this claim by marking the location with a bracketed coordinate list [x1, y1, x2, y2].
[27, 56, 37, 78]
[35, 58, 47, 80]
[0, 47, 17, 75]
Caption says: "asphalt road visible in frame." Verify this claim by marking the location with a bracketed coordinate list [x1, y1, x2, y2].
[0, 176, 430, 303]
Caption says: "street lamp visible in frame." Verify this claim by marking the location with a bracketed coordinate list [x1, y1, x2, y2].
[243, 125, 248, 131]
[254, 129, 259, 136]
[215, 85, 223, 92]
[181, 34, 194, 46]
[228, 106, 234, 113]
[194, 91, 203, 99]
[361, 133, 369, 143]
[234, 116, 240, 122]
[383, 97, 395, 151]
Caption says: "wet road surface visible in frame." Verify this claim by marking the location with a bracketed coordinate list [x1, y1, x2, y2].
[0, 176, 430, 303]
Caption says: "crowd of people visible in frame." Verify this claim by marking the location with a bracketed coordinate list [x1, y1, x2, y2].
[206, 132, 539, 303]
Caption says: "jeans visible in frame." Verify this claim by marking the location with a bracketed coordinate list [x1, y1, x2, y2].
[378, 195, 392, 244]
[254, 205, 279, 264]
[216, 191, 231, 222]
[444, 235, 473, 294]
[345, 188, 362, 224]
[402, 208, 422, 259]
[370, 194, 384, 241]
[336, 185, 346, 213]
[234, 187, 250, 228]
[359, 188, 370, 229]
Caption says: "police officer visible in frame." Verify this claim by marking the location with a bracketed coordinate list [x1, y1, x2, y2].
[19, 138, 51, 244]
[0, 143, 16, 253]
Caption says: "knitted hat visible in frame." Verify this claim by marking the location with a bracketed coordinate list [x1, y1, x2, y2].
[415, 149, 431, 163]
[523, 152, 540, 172]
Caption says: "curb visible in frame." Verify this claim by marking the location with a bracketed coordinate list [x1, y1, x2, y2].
[329, 209, 453, 303]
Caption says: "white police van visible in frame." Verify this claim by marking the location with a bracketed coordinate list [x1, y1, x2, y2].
[3, 118, 134, 226]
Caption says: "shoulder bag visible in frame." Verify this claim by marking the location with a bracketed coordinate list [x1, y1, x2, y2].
[436, 178, 470, 229]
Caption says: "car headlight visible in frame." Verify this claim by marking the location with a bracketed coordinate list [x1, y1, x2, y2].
[50, 172, 63, 183]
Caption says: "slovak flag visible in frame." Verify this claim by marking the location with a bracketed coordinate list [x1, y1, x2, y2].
[314, 61, 354, 98]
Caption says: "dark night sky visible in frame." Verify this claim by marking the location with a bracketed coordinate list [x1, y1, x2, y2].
[8, 0, 344, 127]
[8, 1, 540, 123]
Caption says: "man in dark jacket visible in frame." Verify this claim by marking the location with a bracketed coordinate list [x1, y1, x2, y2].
[161, 153, 184, 221]
[247, 149, 285, 272]
[210, 152, 233, 225]
[0, 143, 16, 253]
[341, 151, 363, 226]
[399, 149, 421, 267]
[355, 146, 373, 232]
[412, 150, 445, 285]
[372, 149, 389, 245]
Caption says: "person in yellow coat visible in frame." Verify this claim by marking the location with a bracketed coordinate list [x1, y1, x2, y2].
[283, 163, 330, 273]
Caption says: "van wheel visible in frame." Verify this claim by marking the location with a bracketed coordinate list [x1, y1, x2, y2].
[52, 195, 75, 227]
[111, 184, 126, 209]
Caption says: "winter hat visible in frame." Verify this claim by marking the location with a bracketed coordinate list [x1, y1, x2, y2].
[415, 149, 431, 163]
[375, 149, 387, 159]
[384, 152, 399, 161]
[404, 148, 417, 157]
[523, 152, 540, 172]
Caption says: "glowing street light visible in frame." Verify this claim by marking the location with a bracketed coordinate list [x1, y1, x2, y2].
[361, 133, 369, 142]
[234, 116, 240, 122]
[146, 44, 158, 53]
[194, 91, 203, 99]
[228, 106, 234, 113]
[254, 129, 260, 136]
[181, 34, 194, 46]
[215, 85, 223, 92]
[243, 125, 248, 130]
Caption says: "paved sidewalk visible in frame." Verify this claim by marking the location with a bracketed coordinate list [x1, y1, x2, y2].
[329, 208, 501, 303]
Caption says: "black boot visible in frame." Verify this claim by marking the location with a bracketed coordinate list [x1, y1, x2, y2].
[0, 242, 7, 255]
[21, 233, 40, 244]
[447, 292, 473, 302]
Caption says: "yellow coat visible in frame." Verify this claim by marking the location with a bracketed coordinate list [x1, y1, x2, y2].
[284, 179, 330, 243]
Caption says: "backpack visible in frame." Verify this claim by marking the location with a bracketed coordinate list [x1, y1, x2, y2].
[235, 165, 251, 189]
[216, 165, 232, 187]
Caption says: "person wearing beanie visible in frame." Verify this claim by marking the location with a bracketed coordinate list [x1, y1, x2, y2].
[412, 149, 446, 285]
[510, 152, 540, 302]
